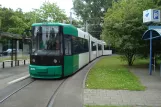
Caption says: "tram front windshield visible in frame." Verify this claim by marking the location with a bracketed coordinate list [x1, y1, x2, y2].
[32, 26, 63, 56]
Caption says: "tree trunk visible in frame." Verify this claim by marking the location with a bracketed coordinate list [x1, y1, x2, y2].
[128, 61, 133, 66]
[128, 56, 133, 66]
[127, 53, 135, 66]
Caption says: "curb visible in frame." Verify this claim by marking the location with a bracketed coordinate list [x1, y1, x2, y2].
[82, 56, 104, 107]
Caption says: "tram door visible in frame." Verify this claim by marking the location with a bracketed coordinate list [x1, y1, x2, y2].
[64, 35, 71, 55]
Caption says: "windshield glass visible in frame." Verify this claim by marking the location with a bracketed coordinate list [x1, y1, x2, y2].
[32, 26, 63, 56]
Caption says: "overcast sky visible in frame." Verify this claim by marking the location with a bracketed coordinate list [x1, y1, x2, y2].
[0, 0, 73, 17]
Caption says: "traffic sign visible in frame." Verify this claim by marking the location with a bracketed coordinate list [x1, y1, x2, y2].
[143, 9, 160, 23]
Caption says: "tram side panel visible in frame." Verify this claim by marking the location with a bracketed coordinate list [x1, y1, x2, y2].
[96, 43, 98, 58]
[63, 30, 90, 76]
[89, 35, 91, 62]
[77, 30, 90, 68]
[79, 52, 89, 69]
[91, 51, 97, 61]
[98, 44, 103, 57]
[90, 41, 97, 61]
[64, 55, 79, 76]
[102, 45, 104, 55]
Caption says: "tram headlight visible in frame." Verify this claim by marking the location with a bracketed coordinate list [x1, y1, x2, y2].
[53, 59, 57, 63]
[32, 59, 35, 62]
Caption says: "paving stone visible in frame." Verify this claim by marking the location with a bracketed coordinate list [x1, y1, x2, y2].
[93, 99, 111, 105]
[84, 100, 94, 104]
[110, 101, 120, 105]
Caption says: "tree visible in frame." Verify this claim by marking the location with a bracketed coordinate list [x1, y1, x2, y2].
[73, 0, 112, 39]
[8, 8, 29, 34]
[35, 2, 68, 23]
[154, 0, 161, 6]
[0, 7, 15, 32]
[72, 19, 83, 28]
[102, 0, 156, 66]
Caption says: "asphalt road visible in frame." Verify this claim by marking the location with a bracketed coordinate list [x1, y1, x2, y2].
[52, 59, 99, 107]
[0, 58, 101, 107]
[0, 79, 64, 107]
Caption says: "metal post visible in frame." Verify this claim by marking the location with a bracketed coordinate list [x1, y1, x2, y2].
[160, 64, 161, 77]
[154, 57, 155, 72]
[149, 30, 152, 75]
[70, 11, 72, 24]
[3, 62, 4, 68]
[35, 13, 36, 23]
[86, 21, 88, 32]
[18, 60, 19, 66]
[11, 39, 13, 67]
[15, 40, 17, 66]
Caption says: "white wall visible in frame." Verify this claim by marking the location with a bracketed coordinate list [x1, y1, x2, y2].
[17, 40, 19, 50]
[23, 44, 29, 54]
[103, 50, 112, 55]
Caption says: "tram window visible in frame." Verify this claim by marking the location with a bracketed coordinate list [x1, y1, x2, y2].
[72, 36, 89, 54]
[64, 35, 71, 55]
[72, 37, 80, 54]
[92, 42, 96, 51]
[84, 39, 88, 52]
[81, 39, 85, 53]
[98, 44, 102, 50]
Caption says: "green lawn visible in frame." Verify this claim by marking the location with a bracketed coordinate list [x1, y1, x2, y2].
[130, 57, 161, 70]
[132, 58, 149, 68]
[85, 56, 145, 90]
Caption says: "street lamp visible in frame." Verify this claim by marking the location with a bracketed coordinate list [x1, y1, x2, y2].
[86, 20, 88, 32]
[70, 8, 74, 24]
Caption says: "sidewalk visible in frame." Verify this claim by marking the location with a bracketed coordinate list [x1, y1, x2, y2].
[84, 68, 161, 106]
[0, 65, 29, 90]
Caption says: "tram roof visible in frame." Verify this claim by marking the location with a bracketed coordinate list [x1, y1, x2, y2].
[32, 23, 107, 45]
[32, 22, 78, 37]
[32, 22, 73, 27]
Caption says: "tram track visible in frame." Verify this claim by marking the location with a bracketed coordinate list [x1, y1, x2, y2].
[46, 78, 66, 107]
[0, 58, 101, 107]
[0, 77, 35, 103]
[0, 79, 34, 103]
[0, 77, 67, 107]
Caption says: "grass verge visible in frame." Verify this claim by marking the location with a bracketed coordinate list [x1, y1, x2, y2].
[85, 56, 145, 90]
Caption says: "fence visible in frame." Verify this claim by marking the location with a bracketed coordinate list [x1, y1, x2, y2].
[0, 50, 30, 68]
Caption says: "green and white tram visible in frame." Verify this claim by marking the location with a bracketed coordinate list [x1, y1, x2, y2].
[29, 23, 106, 79]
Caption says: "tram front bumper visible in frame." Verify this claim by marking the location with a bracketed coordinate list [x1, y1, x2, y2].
[29, 65, 62, 79]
